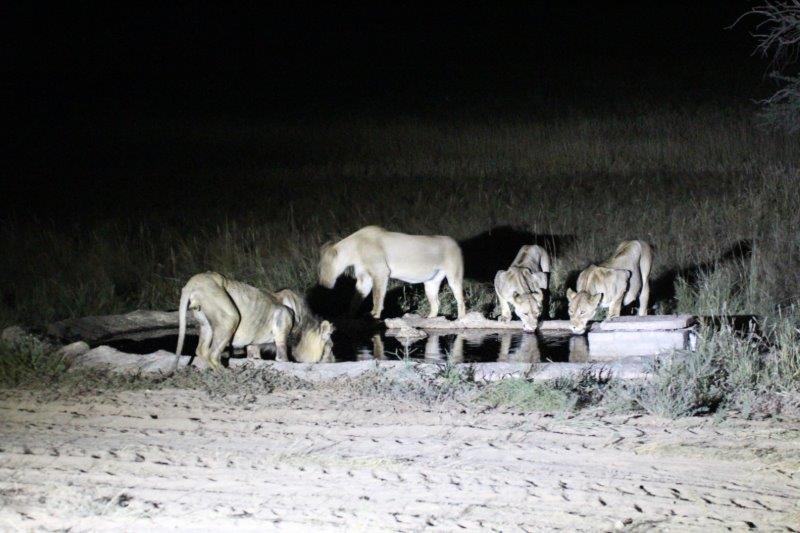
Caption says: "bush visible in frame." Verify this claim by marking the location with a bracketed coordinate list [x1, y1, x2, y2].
[0, 336, 71, 388]
[611, 313, 800, 418]
[741, 2, 800, 132]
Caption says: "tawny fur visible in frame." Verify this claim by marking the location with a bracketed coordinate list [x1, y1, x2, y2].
[175, 273, 332, 369]
[319, 226, 466, 319]
[494, 245, 550, 332]
[567, 240, 652, 334]
[273, 288, 335, 363]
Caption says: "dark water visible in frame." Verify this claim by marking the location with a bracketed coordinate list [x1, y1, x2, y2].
[339, 330, 583, 363]
[103, 330, 590, 363]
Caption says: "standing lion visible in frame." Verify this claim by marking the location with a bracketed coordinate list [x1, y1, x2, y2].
[318, 226, 466, 319]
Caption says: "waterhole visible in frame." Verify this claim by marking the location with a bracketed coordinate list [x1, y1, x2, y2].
[102, 326, 690, 363]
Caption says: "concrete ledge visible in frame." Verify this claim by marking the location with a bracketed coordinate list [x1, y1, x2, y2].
[71, 348, 657, 382]
[588, 329, 695, 358]
[591, 315, 696, 332]
[49, 310, 696, 347]
[385, 312, 695, 333]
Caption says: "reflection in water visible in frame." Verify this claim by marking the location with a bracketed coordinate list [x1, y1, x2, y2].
[498, 333, 541, 363]
[425, 334, 445, 361]
[568, 335, 589, 362]
[363, 331, 573, 363]
[105, 327, 684, 363]
[317, 329, 649, 363]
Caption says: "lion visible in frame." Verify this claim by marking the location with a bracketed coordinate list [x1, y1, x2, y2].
[566, 240, 652, 334]
[318, 225, 466, 319]
[175, 272, 332, 370]
[494, 244, 550, 332]
[274, 288, 335, 363]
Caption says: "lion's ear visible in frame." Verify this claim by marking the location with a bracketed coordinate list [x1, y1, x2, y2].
[320, 320, 334, 338]
[320, 241, 337, 257]
[532, 291, 543, 303]
[566, 288, 577, 301]
[590, 293, 603, 306]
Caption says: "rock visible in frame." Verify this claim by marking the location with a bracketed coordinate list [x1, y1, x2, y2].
[73, 345, 185, 374]
[48, 310, 197, 344]
[54, 341, 91, 360]
[385, 326, 427, 340]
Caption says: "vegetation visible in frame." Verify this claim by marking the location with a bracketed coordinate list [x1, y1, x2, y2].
[2, 106, 799, 326]
[742, 1, 800, 132]
[2, 102, 799, 417]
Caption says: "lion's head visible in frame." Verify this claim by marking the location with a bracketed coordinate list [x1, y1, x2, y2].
[318, 242, 344, 289]
[293, 320, 336, 363]
[512, 290, 544, 332]
[566, 288, 602, 335]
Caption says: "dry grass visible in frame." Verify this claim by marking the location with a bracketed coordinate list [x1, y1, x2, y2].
[2, 104, 799, 417]
[2, 105, 798, 327]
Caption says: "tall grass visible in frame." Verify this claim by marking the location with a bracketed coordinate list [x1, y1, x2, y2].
[2, 106, 798, 328]
[607, 313, 800, 418]
[2, 103, 800, 416]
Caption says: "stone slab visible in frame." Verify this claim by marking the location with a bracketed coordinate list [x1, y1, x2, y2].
[588, 329, 694, 359]
[72, 347, 658, 382]
[386, 313, 695, 333]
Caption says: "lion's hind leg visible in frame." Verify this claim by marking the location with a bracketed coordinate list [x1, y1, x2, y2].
[424, 271, 446, 318]
[271, 307, 293, 362]
[193, 309, 213, 368]
[201, 287, 240, 371]
[444, 253, 466, 319]
[638, 244, 653, 316]
[445, 273, 466, 320]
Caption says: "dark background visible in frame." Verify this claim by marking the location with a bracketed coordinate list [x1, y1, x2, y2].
[3, 1, 770, 211]
[4, 2, 766, 110]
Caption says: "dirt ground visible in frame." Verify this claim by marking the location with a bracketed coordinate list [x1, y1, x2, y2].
[1, 387, 798, 531]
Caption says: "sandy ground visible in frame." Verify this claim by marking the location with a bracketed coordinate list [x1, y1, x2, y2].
[1, 387, 798, 532]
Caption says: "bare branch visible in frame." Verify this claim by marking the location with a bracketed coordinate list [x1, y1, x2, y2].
[737, 2, 800, 132]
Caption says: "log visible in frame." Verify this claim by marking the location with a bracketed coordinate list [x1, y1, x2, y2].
[48, 310, 196, 344]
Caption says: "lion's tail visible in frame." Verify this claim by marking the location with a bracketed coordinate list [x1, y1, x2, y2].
[174, 288, 190, 368]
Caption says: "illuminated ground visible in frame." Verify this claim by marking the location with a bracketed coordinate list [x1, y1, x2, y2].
[1, 388, 798, 530]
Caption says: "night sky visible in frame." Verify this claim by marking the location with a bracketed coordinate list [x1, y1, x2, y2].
[5, 2, 765, 110]
[3, 1, 769, 212]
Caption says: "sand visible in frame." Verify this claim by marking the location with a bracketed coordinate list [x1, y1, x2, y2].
[1, 387, 798, 531]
